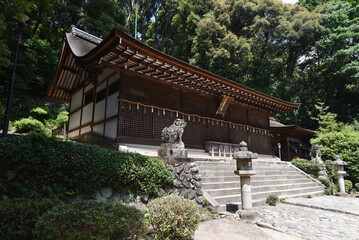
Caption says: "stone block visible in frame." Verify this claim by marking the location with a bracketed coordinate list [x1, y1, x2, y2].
[101, 187, 113, 199]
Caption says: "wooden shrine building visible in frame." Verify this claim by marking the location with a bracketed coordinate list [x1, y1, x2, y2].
[48, 26, 301, 155]
[270, 119, 315, 161]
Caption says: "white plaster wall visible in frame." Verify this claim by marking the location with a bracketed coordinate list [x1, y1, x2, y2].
[106, 93, 118, 118]
[108, 72, 120, 85]
[98, 68, 113, 82]
[93, 123, 104, 135]
[104, 119, 117, 140]
[81, 125, 91, 134]
[68, 111, 81, 130]
[84, 83, 94, 93]
[97, 82, 106, 92]
[81, 103, 93, 125]
[71, 89, 82, 111]
[68, 130, 79, 138]
[94, 100, 105, 122]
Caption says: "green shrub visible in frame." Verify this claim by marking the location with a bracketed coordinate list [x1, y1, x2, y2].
[30, 107, 50, 122]
[0, 198, 61, 240]
[291, 158, 324, 178]
[354, 183, 359, 191]
[320, 178, 338, 195]
[344, 180, 353, 193]
[14, 117, 44, 133]
[54, 111, 68, 128]
[0, 134, 173, 200]
[33, 200, 147, 240]
[306, 194, 312, 198]
[147, 195, 201, 240]
[266, 195, 279, 206]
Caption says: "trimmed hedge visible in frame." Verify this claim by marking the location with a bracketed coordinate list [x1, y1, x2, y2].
[33, 200, 147, 240]
[291, 158, 323, 178]
[0, 197, 61, 240]
[0, 134, 173, 200]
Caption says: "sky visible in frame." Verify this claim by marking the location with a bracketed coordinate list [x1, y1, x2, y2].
[282, 0, 298, 3]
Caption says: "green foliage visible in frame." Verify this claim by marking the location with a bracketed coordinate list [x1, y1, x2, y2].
[291, 158, 323, 178]
[311, 109, 359, 186]
[30, 106, 50, 122]
[14, 117, 44, 133]
[280, 198, 285, 203]
[0, 197, 61, 240]
[266, 195, 279, 206]
[320, 177, 338, 195]
[33, 200, 147, 240]
[344, 180, 353, 193]
[54, 111, 68, 128]
[147, 195, 201, 240]
[306, 194, 312, 198]
[355, 183, 359, 191]
[0, 134, 173, 200]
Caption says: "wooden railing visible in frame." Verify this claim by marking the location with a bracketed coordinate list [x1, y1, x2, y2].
[205, 141, 241, 157]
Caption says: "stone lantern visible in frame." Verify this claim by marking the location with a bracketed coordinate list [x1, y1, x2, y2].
[234, 141, 259, 220]
[331, 155, 348, 196]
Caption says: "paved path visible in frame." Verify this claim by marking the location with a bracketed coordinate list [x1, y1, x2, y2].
[285, 195, 359, 216]
[257, 196, 359, 240]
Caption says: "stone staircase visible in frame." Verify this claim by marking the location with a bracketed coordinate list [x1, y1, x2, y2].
[197, 158, 325, 212]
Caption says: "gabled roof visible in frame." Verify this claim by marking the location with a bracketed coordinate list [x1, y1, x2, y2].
[48, 26, 301, 114]
[270, 120, 315, 137]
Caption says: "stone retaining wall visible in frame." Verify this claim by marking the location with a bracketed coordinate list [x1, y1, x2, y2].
[166, 162, 204, 204]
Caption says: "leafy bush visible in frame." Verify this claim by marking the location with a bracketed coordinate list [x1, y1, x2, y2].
[266, 195, 279, 206]
[355, 183, 359, 191]
[33, 200, 147, 240]
[0, 134, 173, 200]
[0, 198, 61, 240]
[30, 107, 50, 122]
[320, 178, 338, 195]
[14, 117, 44, 133]
[147, 195, 201, 240]
[344, 180, 353, 193]
[306, 194, 312, 198]
[311, 107, 359, 187]
[291, 158, 324, 178]
[54, 111, 68, 128]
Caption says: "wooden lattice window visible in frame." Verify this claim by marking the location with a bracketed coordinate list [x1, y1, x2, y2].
[84, 90, 94, 105]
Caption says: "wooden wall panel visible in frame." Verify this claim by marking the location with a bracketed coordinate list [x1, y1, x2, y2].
[124, 72, 180, 109]
[248, 109, 269, 128]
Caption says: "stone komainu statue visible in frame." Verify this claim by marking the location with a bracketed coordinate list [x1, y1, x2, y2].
[161, 118, 187, 147]
[310, 144, 323, 164]
[158, 118, 188, 158]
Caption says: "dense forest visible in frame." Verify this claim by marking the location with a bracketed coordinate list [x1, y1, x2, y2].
[1, 0, 359, 130]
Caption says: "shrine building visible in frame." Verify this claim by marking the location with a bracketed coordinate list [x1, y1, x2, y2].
[48, 26, 301, 155]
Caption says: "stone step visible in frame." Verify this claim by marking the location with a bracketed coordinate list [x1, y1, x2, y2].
[251, 178, 314, 186]
[214, 193, 242, 204]
[201, 176, 241, 183]
[206, 187, 242, 197]
[201, 174, 308, 183]
[251, 186, 325, 200]
[196, 161, 290, 169]
[202, 178, 314, 190]
[200, 170, 301, 177]
[252, 182, 319, 192]
[251, 175, 310, 181]
[202, 177, 314, 189]
[202, 181, 241, 189]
